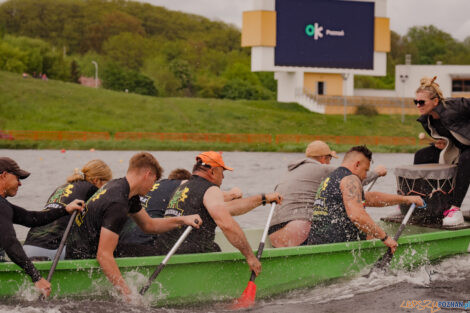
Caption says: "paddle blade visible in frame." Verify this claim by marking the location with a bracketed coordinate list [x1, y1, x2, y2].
[232, 281, 257, 309]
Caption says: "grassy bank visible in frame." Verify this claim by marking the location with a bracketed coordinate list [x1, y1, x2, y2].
[0, 139, 422, 153]
[0, 71, 423, 152]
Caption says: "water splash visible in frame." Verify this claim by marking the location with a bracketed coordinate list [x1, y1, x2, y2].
[257, 254, 470, 308]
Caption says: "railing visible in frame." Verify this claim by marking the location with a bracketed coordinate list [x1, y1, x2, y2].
[1, 130, 426, 147]
[300, 88, 415, 108]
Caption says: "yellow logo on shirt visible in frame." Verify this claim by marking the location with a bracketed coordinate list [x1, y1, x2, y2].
[150, 183, 160, 192]
[167, 187, 189, 216]
[89, 188, 107, 203]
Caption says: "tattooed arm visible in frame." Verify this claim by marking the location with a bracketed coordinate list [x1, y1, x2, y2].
[341, 176, 386, 239]
[365, 192, 423, 208]
[340, 175, 398, 252]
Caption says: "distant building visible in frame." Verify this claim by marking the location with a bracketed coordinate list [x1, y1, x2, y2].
[79, 76, 101, 88]
[396, 64, 470, 98]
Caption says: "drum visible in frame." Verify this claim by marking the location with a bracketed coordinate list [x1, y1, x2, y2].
[394, 164, 457, 223]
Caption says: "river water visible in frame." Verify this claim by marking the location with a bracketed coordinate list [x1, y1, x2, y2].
[1, 149, 469, 313]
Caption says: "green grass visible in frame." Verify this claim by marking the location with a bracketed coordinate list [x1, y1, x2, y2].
[0, 70, 424, 152]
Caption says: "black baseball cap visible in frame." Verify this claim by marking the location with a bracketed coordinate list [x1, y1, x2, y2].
[0, 157, 30, 179]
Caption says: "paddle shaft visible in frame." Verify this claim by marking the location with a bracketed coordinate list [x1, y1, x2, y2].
[249, 202, 277, 282]
[370, 203, 417, 272]
[139, 224, 194, 295]
[46, 211, 77, 281]
[39, 210, 78, 300]
[366, 177, 378, 192]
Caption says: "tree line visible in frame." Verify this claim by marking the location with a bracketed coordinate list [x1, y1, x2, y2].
[1, 0, 469, 96]
[0, 0, 275, 99]
[356, 26, 470, 89]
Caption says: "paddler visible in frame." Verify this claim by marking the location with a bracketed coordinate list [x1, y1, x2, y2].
[65, 152, 201, 302]
[116, 167, 245, 257]
[23, 159, 112, 260]
[307, 146, 424, 250]
[269, 141, 387, 247]
[155, 151, 282, 275]
[0, 157, 84, 298]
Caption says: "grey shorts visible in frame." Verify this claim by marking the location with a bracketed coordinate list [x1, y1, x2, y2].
[23, 245, 65, 261]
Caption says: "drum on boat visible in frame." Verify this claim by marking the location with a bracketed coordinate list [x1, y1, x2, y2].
[394, 164, 457, 223]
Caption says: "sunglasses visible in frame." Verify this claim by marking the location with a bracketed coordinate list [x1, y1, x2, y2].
[413, 99, 426, 106]
[414, 97, 437, 107]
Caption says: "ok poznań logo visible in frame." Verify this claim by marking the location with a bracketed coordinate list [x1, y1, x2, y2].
[305, 23, 323, 40]
[305, 22, 345, 40]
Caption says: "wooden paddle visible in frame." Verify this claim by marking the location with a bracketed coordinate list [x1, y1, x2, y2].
[232, 202, 277, 309]
[39, 210, 78, 300]
[139, 220, 198, 295]
[364, 203, 417, 278]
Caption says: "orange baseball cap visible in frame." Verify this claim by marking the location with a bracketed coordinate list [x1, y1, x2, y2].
[196, 151, 233, 171]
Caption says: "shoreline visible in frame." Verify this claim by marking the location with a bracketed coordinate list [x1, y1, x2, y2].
[0, 140, 423, 153]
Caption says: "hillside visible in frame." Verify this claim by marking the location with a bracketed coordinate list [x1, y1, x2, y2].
[0, 70, 424, 152]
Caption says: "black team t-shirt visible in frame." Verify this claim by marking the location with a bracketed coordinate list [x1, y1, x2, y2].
[66, 178, 142, 259]
[119, 179, 182, 245]
[307, 167, 366, 245]
[155, 175, 218, 254]
[24, 180, 97, 249]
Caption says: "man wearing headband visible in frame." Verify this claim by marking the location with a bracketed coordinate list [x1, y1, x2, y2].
[156, 151, 282, 276]
[0, 157, 84, 298]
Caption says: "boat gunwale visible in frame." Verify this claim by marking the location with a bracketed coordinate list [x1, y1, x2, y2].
[1, 227, 470, 273]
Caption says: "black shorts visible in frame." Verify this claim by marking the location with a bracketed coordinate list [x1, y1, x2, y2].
[268, 221, 309, 246]
[268, 222, 289, 235]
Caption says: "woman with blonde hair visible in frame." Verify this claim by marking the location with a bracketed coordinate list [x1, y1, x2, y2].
[23, 159, 112, 260]
[414, 76, 470, 226]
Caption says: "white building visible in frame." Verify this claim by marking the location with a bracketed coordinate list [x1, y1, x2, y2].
[396, 64, 470, 98]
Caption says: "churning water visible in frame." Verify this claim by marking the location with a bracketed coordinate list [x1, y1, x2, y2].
[1, 149, 469, 313]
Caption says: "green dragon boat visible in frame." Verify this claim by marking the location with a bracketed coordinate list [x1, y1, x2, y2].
[1, 221, 470, 306]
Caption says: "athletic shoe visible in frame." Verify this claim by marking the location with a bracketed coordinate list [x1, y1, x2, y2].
[442, 207, 464, 226]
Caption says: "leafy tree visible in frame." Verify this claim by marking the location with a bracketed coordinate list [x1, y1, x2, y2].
[102, 63, 158, 96]
[405, 25, 456, 64]
[82, 10, 145, 53]
[221, 78, 273, 100]
[142, 56, 181, 97]
[0, 42, 27, 72]
[102, 32, 149, 70]
[169, 59, 192, 91]
[70, 59, 80, 83]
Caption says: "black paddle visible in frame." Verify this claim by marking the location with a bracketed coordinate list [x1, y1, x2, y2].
[365, 203, 417, 278]
[365, 176, 378, 192]
[139, 220, 198, 295]
[39, 209, 78, 300]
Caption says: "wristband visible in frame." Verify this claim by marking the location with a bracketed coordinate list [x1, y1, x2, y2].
[380, 234, 388, 242]
[261, 193, 266, 206]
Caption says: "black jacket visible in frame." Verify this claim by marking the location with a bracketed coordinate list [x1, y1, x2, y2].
[417, 97, 470, 144]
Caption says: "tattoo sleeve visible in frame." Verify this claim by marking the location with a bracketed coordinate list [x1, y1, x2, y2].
[343, 175, 363, 204]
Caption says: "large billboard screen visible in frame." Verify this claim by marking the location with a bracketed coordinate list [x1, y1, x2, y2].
[275, 0, 375, 69]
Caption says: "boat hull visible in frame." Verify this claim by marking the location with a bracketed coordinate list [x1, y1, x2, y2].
[1, 224, 470, 306]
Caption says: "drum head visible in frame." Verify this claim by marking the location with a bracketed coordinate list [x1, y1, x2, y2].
[395, 164, 456, 224]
